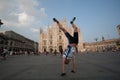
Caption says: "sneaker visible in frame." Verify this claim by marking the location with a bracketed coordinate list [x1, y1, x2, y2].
[53, 18, 59, 24]
[70, 21, 73, 24]
[61, 73, 66, 76]
[70, 17, 76, 24]
[71, 70, 76, 73]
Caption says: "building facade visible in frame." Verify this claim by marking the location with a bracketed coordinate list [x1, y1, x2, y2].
[117, 25, 120, 37]
[0, 30, 38, 54]
[39, 19, 83, 53]
[83, 38, 120, 52]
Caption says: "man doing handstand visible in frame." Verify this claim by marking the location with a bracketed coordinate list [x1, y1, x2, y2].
[53, 17, 79, 76]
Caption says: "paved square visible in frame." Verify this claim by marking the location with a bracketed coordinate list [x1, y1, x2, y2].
[0, 52, 120, 80]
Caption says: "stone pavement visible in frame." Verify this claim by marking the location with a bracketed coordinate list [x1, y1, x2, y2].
[0, 52, 120, 80]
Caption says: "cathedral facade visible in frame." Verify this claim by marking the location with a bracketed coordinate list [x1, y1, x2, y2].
[117, 25, 120, 37]
[39, 19, 83, 53]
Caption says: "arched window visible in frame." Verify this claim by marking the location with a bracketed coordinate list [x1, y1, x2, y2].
[59, 36, 62, 40]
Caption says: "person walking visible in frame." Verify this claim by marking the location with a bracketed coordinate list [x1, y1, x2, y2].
[2, 48, 8, 60]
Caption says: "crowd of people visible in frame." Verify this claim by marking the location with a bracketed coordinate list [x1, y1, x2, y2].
[0, 46, 64, 60]
[0, 47, 40, 60]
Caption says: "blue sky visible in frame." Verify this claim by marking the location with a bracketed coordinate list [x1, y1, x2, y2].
[40, 0, 120, 42]
[0, 0, 120, 42]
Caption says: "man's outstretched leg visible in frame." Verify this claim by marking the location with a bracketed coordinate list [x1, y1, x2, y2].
[70, 17, 78, 32]
[53, 18, 67, 76]
[53, 18, 67, 33]
[70, 17, 78, 73]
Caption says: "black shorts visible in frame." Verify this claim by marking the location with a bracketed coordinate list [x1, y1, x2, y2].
[65, 32, 78, 44]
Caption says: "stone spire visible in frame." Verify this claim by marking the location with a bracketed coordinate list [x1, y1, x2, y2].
[40, 27, 43, 34]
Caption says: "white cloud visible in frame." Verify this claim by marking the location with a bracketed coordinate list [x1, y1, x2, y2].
[18, 12, 28, 23]
[0, 0, 47, 27]
[0, 0, 47, 41]
[30, 28, 39, 33]
[18, 12, 34, 26]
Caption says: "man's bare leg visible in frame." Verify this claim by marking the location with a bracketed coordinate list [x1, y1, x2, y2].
[53, 18, 67, 76]
[71, 23, 78, 32]
[70, 17, 78, 32]
[53, 18, 67, 33]
[70, 17, 77, 72]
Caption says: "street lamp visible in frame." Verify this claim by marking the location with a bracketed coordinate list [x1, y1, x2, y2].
[0, 19, 4, 27]
[94, 38, 98, 52]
